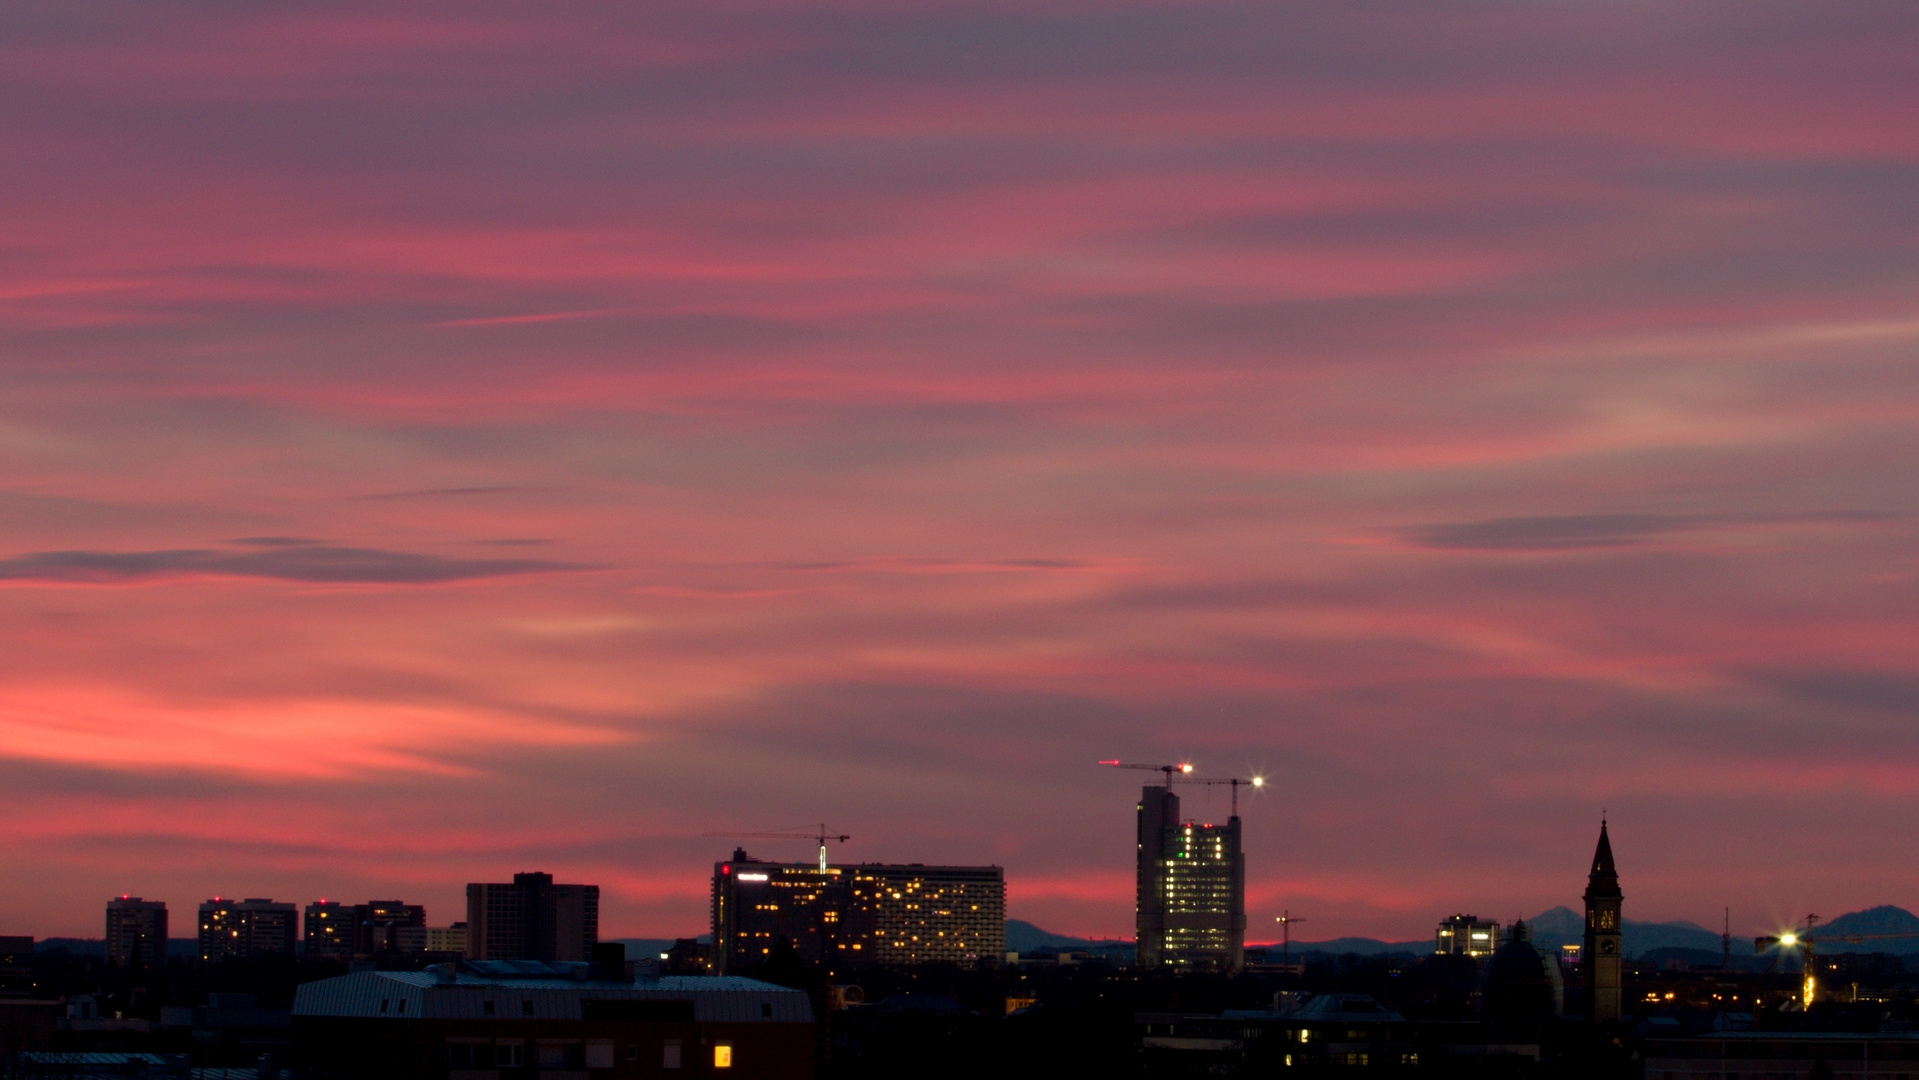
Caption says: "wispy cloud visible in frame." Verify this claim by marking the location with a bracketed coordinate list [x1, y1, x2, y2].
[1401, 512, 1889, 552]
[0, 545, 577, 585]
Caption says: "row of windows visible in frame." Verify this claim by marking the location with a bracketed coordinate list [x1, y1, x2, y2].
[445, 1037, 733, 1070]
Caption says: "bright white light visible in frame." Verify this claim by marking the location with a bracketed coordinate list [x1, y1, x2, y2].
[736, 873, 770, 882]
[1780, 932, 1798, 947]
[1251, 777, 1264, 787]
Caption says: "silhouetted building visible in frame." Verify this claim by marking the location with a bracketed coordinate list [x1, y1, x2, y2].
[304, 900, 429, 958]
[1435, 913, 1501, 957]
[0, 936, 31, 994]
[712, 851, 1004, 973]
[199, 898, 296, 963]
[1645, 1031, 1919, 1078]
[666, 937, 716, 975]
[1483, 920, 1564, 1024]
[465, 873, 598, 962]
[304, 901, 357, 960]
[1135, 785, 1244, 973]
[1583, 820, 1623, 1023]
[105, 897, 168, 971]
[292, 962, 813, 1080]
[0, 1000, 60, 1055]
[1139, 994, 1543, 1075]
[360, 900, 425, 954]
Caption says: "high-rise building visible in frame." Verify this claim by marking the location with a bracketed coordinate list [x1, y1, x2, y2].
[1434, 914, 1501, 957]
[712, 850, 1004, 973]
[465, 872, 598, 962]
[359, 900, 425, 954]
[199, 898, 297, 963]
[1135, 785, 1244, 973]
[1582, 820, 1623, 1023]
[105, 897, 168, 970]
[303, 901, 358, 960]
[303, 899, 427, 958]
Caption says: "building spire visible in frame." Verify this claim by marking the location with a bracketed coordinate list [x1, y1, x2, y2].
[1585, 819, 1620, 900]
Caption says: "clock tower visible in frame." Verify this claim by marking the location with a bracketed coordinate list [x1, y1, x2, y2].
[1582, 819, 1623, 1022]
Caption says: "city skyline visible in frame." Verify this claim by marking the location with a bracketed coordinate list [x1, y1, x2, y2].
[0, 821, 1890, 950]
[2, 2, 1917, 943]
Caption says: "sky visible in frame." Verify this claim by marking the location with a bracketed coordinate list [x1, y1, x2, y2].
[1, 0, 1916, 943]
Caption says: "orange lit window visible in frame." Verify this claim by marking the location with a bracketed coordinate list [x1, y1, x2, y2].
[713, 1041, 733, 1068]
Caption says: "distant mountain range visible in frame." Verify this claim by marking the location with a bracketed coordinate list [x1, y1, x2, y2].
[1004, 919, 1131, 955]
[1272, 905, 1919, 961]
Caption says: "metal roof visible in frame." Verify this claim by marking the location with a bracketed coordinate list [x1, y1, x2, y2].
[21, 1053, 178, 1064]
[294, 970, 812, 1024]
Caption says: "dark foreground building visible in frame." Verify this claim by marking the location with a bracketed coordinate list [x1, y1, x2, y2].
[293, 959, 814, 1079]
[1644, 1031, 1919, 1079]
[1139, 993, 1542, 1076]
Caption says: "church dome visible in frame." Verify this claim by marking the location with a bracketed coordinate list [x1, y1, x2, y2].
[1483, 920, 1564, 1023]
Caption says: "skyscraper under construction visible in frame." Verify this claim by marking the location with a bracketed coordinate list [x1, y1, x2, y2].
[1136, 784, 1245, 973]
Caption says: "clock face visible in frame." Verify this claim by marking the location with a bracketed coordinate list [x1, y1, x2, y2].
[1599, 939, 1618, 955]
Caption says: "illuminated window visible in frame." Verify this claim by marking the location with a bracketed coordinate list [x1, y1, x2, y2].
[713, 1041, 733, 1068]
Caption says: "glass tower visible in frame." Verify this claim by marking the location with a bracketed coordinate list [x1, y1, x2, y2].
[1136, 785, 1244, 973]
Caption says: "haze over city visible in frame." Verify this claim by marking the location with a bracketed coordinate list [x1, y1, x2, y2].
[2, 0, 1917, 947]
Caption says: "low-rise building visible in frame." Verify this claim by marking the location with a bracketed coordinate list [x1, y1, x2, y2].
[292, 959, 813, 1079]
[1138, 993, 1541, 1076]
[1644, 1031, 1919, 1080]
[0, 935, 31, 993]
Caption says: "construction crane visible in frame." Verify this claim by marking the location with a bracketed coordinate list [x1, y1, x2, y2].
[1099, 761, 1265, 813]
[1756, 914, 1919, 1007]
[1099, 761, 1194, 785]
[703, 824, 849, 872]
[1183, 775, 1266, 816]
[1275, 911, 1306, 969]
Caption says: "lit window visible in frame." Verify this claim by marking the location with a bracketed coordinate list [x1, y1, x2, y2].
[713, 1041, 733, 1068]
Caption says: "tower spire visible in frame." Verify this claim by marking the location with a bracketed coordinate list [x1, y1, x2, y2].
[1582, 818, 1624, 1023]
[1587, 819, 1619, 894]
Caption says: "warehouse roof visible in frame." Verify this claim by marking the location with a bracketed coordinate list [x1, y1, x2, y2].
[293, 965, 812, 1024]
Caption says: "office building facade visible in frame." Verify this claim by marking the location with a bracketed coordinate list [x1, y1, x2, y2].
[199, 898, 297, 963]
[105, 897, 168, 970]
[712, 851, 1004, 973]
[465, 873, 598, 962]
[1136, 786, 1245, 973]
[1434, 914, 1501, 957]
